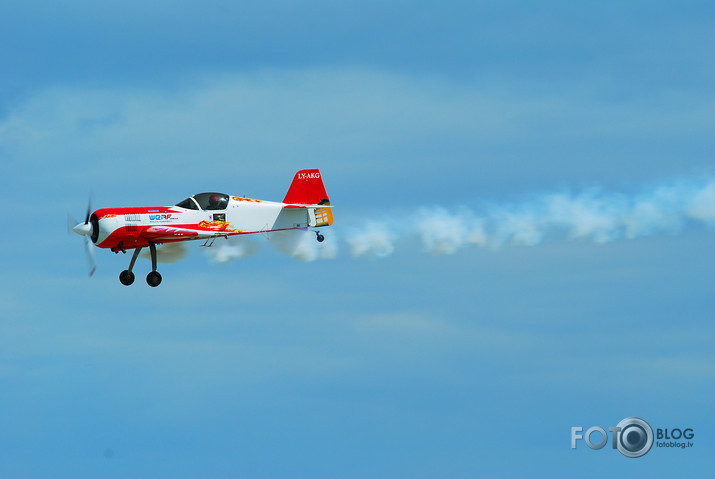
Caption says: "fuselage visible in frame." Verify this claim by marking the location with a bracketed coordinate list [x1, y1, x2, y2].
[90, 193, 330, 252]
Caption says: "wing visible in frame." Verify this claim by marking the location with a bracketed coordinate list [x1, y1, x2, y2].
[141, 225, 244, 242]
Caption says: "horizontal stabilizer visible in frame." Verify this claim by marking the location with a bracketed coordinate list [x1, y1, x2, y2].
[283, 204, 334, 209]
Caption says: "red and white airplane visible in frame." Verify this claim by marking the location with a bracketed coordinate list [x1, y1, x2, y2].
[71, 169, 333, 286]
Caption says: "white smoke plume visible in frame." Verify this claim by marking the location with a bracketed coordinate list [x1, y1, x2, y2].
[687, 182, 715, 221]
[270, 229, 339, 262]
[347, 177, 715, 258]
[204, 230, 338, 263]
[204, 239, 260, 263]
[415, 208, 489, 254]
[139, 242, 189, 263]
[201, 177, 715, 263]
[345, 221, 397, 258]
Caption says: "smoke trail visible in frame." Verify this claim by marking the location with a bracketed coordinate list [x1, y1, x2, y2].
[345, 221, 397, 258]
[203, 239, 260, 263]
[139, 242, 189, 263]
[415, 207, 489, 253]
[687, 182, 715, 220]
[270, 229, 338, 262]
[201, 177, 715, 263]
[346, 177, 715, 258]
[204, 230, 338, 263]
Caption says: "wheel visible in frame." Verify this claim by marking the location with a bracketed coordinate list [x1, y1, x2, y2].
[119, 270, 135, 286]
[316, 233, 325, 242]
[146, 271, 162, 287]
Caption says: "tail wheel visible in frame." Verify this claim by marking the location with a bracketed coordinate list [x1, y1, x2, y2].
[316, 233, 325, 242]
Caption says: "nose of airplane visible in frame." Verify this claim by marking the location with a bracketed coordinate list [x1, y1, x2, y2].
[73, 222, 92, 236]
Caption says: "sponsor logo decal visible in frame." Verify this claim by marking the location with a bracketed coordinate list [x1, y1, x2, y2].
[149, 214, 173, 221]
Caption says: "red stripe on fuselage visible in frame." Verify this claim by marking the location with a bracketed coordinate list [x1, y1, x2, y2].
[97, 222, 244, 251]
[98, 226, 196, 251]
[93, 207, 181, 219]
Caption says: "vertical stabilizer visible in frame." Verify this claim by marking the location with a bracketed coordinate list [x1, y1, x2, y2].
[283, 169, 330, 205]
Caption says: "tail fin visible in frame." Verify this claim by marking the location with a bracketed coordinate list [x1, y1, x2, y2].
[283, 169, 330, 205]
[283, 169, 333, 227]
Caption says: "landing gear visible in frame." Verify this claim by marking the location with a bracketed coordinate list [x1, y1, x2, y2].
[119, 247, 142, 286]
[119, 270, 135, 285]
[146, 242, 162, 287]
[118, 243, 162, 287]
[146, 271, 162, 287]
[316, 232, 325, 242]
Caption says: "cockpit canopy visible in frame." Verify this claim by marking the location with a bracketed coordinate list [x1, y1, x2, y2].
[175, 193, 229, 211]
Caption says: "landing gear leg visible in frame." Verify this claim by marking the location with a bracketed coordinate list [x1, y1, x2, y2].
[119, 247, 142, 286]
[316, 231, 325, 242]
[146, 242, 162, 287]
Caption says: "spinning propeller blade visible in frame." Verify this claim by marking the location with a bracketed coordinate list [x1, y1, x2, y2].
[85, 236, 96, 277]
[71, 195, 97, 277]
[84, 197, 92, 225]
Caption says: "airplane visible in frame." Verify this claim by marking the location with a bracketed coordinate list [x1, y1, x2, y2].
[71, 169, 333, 287]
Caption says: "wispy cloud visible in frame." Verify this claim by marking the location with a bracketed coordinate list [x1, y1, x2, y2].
[2, 67, 712, 193]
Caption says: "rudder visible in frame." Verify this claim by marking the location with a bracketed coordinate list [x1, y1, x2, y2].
[283, 169, 330, 205]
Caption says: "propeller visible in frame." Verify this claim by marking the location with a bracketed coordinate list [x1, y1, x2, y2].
[70, 195, 97, 277]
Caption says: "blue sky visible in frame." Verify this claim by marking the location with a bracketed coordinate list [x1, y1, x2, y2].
[1, 1, 713, 477]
